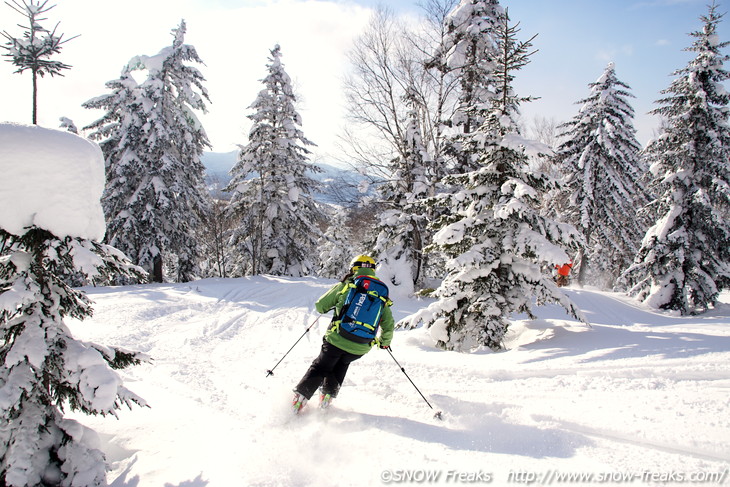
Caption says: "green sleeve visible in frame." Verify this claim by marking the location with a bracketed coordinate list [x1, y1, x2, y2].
[378, 305, 395, 347]
[315, 282, 346, 314]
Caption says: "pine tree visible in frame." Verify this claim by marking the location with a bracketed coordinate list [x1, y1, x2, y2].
[401, 9, 584, 351]
[422, 0, 504, 283]
[0, 229, 148, 486]
[1, 0, 77, 124]
[225, 45, 324, 277]
[553, 62, 649, 288]
[85, 21, 212, 283]
[430, 0, 503, 174]
[0, 125, 147, 486]
[82, 66, 138, 162]
[620, 4, 730, 314]
[83, 68, 144, 278]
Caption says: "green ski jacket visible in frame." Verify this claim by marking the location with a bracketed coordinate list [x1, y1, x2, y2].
[315, 268, 394, 355]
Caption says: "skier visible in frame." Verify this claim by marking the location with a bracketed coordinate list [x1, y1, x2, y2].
[555, 261, 573, 287]
[292, 255, 394, 413]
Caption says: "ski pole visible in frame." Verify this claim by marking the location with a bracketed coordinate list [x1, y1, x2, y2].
[266, 315, 322, 377]
[386, 347, 443, 420]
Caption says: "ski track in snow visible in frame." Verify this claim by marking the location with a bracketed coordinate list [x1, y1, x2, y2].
[65, 277, 730, 487]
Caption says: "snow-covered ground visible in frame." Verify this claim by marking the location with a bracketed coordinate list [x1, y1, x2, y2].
[66, 277, 730, 487]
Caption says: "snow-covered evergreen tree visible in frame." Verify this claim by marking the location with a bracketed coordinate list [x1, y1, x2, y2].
[553, 62, 649, 289]
[430, 0, 503, 174]
[0, 124, 147, 487]
[83, 67, 143, 280]
[85, 21, 212, 283]
[82, 65, 137, 161]
[620, 4, 730, 314]
[225, 45, 324, 277]
[401, 10, 584, 351]
[0, 230, 148, 486]
[1, 0, 76, 124]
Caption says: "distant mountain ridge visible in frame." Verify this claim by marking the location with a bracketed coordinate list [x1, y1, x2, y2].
[201, 151, 368, 204]
[201, 151, 239, 183]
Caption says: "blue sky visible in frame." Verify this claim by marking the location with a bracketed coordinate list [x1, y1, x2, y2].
[500, 0, 730, 141]
[349, 0, 729, 142]
[2, 0, 727, 157]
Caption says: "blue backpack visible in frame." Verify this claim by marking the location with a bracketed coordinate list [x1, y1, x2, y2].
[335, 275, 392, 344]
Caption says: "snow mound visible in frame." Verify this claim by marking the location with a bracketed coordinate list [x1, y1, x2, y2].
[0, 123, 106, 241]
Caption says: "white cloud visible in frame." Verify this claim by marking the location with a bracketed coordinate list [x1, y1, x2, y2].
[0, 0, 373, 159]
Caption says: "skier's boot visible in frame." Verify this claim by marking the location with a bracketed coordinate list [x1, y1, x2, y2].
[292, 392, 307, 414]
[319, 393, 333, 410]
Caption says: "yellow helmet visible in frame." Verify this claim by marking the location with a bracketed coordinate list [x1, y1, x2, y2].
[350, 254, 376, 271]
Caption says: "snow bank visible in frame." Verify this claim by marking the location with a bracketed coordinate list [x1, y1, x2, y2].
[0, 123, 106, 241]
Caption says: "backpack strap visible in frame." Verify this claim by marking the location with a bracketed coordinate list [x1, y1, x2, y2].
[329, 282, 354, 331]
[340, 277, 394, 306]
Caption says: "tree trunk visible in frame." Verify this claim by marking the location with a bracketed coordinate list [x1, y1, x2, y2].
[577, 254, 588, 285]
[412, 224, 423, 286]
[152, 254, 163, 283]
[577, 226, 592, 286]
[32, 69, 38, 125]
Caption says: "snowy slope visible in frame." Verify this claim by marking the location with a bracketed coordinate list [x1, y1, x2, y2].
[66, 277, 730, 487]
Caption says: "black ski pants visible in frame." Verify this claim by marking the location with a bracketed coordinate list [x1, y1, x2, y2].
[294, 339, 363, 399]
